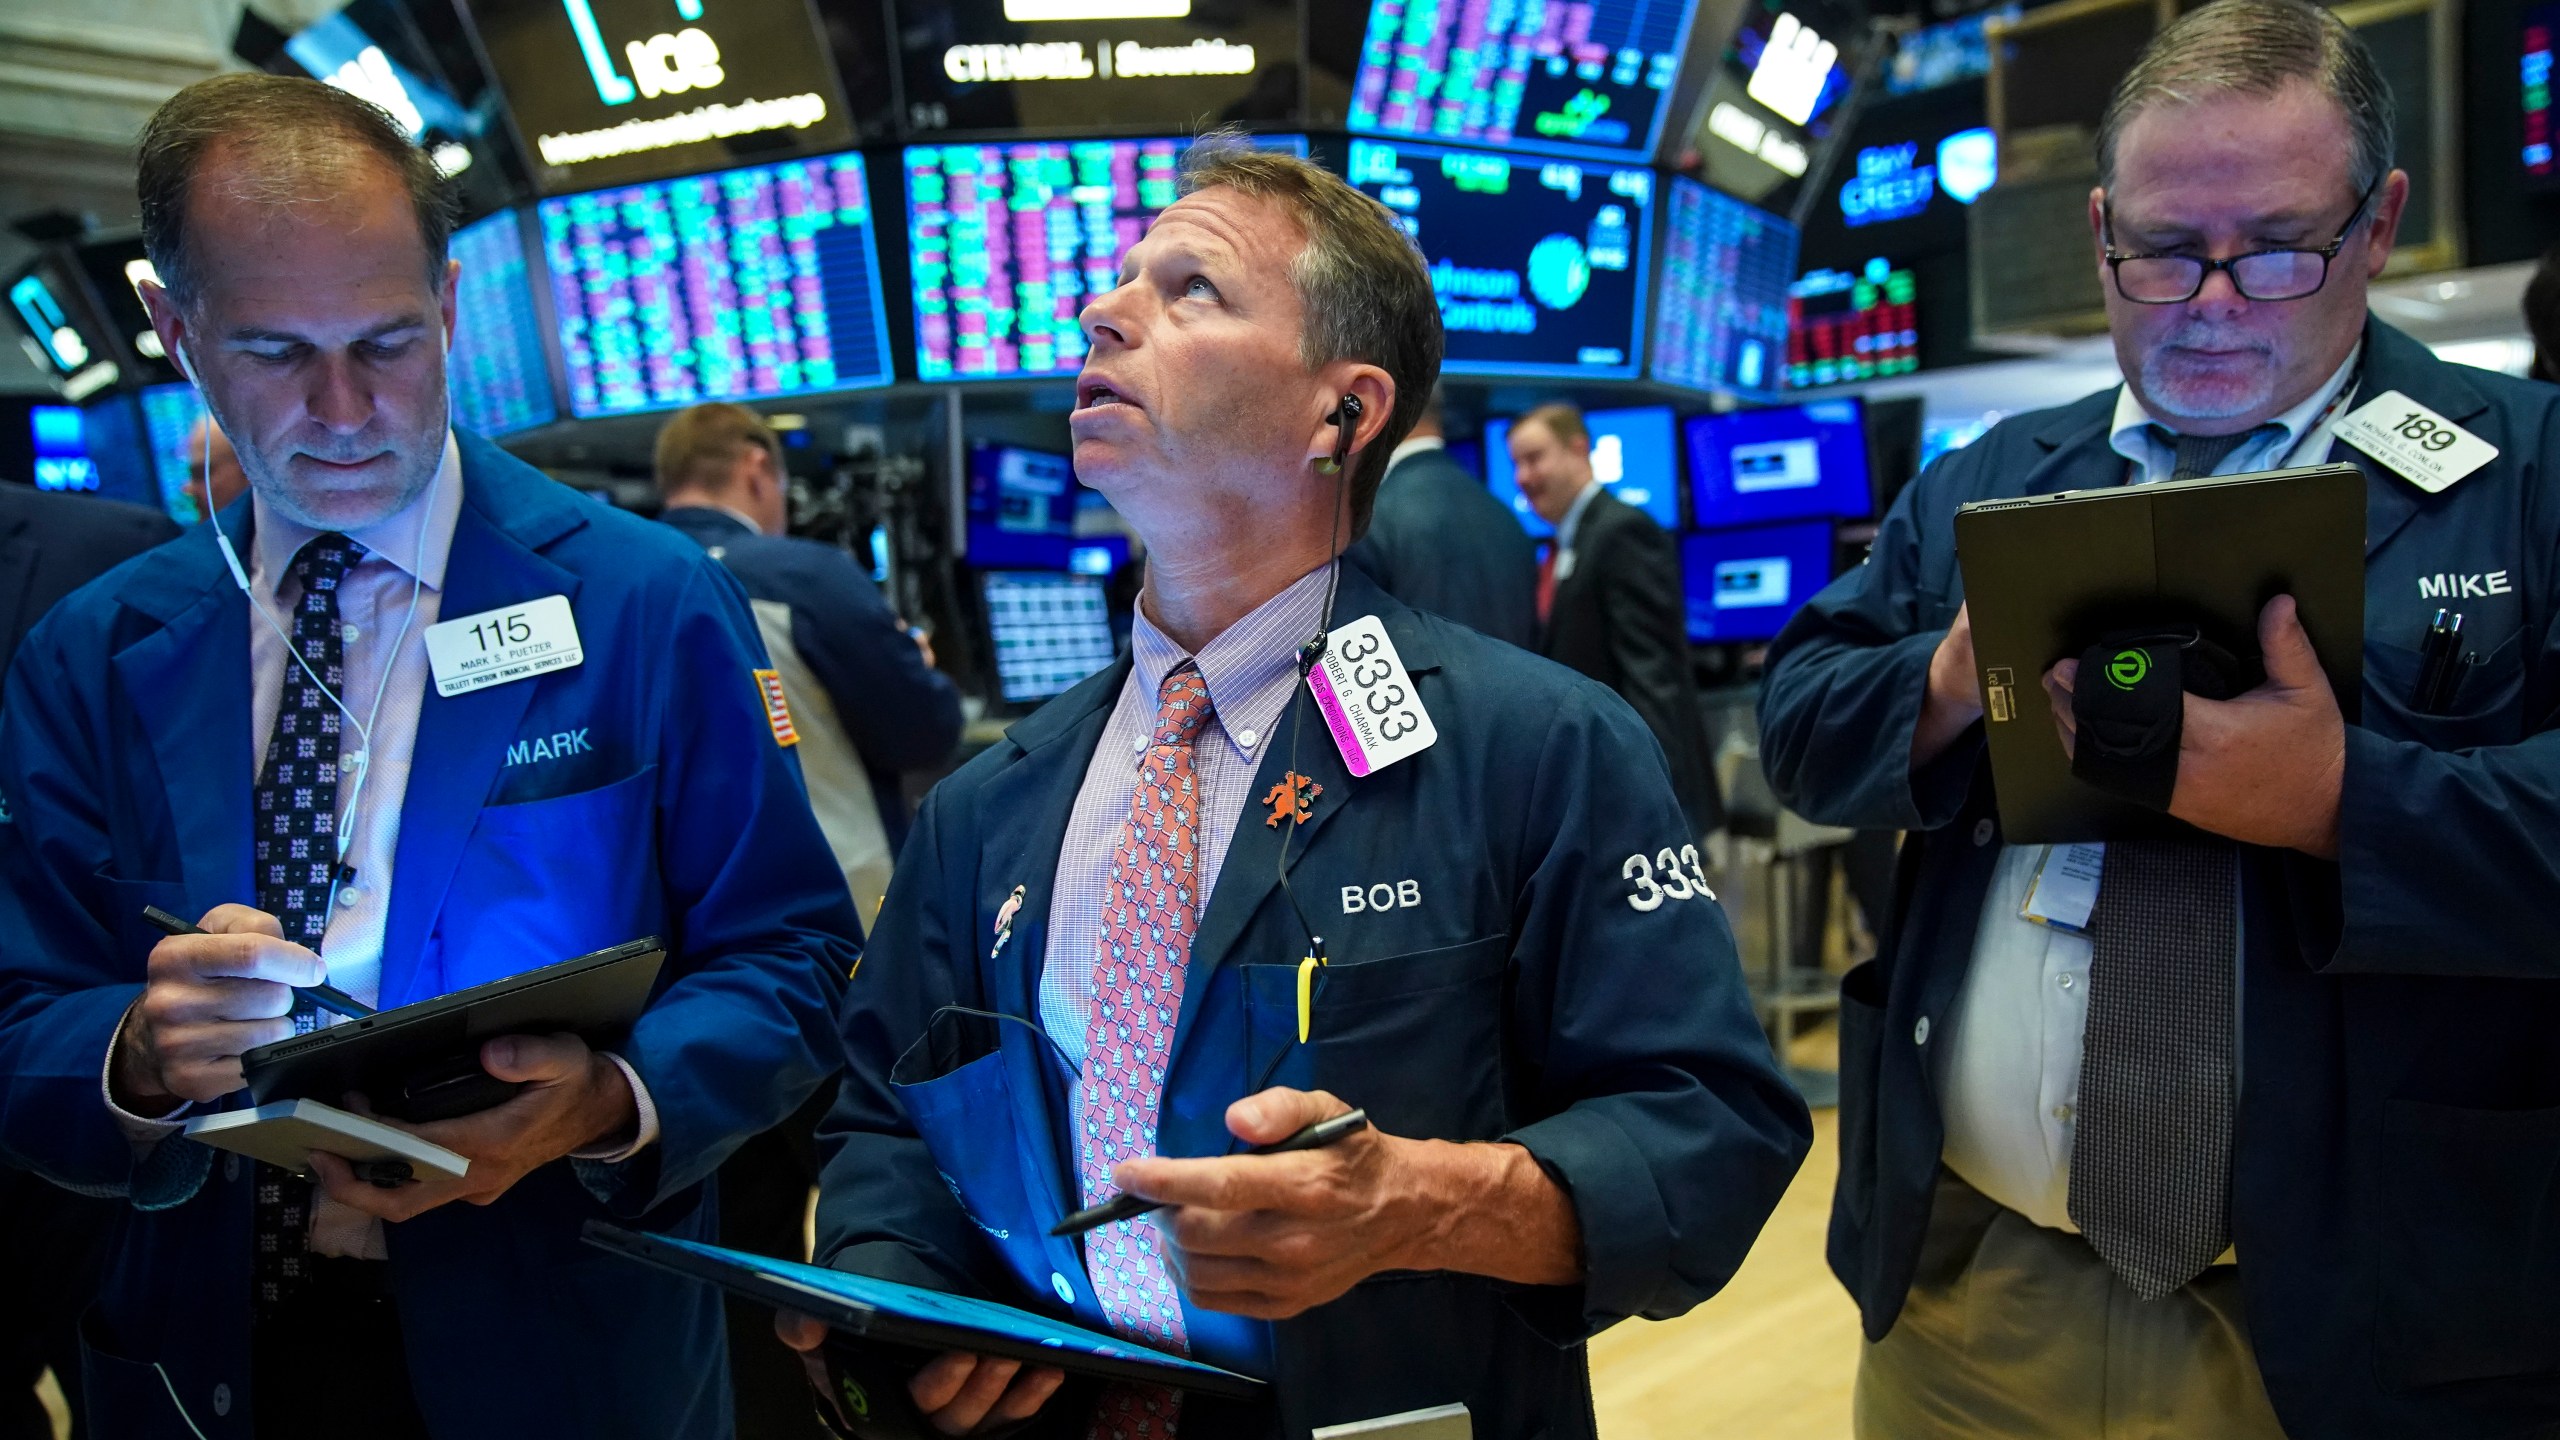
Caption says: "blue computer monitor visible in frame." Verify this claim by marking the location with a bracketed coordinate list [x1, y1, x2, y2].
[1651, 177, 1798, 399]
[1347, 0, 1701, 162]
[982, 571, 1120, 703]
[1685, 399, 1872, 529]
[448, 210, 559, 438]
[1485, 406, 1680, 539]
[1680, 521, 1837, 643]
[905, 136, 1308, 383]
[1345, 139, 1652, 380]
[28, 404, 98, 492]
[536, 152, 896, 418]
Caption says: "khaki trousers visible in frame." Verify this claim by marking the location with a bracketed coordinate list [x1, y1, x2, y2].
[1855, 1171, 2291, 1440]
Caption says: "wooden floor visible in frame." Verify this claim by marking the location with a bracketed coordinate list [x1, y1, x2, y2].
[1589, 1105, 1857, 1440]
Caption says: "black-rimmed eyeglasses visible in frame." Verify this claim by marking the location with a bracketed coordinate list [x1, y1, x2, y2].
[2102, 178, 2380, 304]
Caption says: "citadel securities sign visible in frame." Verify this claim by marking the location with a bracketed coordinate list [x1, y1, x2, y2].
[941, 36, 1256, 83]
[466, 0, 855, 191]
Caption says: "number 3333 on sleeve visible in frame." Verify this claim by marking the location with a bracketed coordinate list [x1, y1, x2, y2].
[1623, 845, 1715, 912]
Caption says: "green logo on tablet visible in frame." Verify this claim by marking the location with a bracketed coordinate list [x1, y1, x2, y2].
[2108, 649, 2151, 689]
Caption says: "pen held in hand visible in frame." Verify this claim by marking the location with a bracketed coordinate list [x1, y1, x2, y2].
[1048, 1108, 1371, 1238]
[140, 905, 376, 1020]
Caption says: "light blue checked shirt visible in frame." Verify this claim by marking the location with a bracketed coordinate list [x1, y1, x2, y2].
[1036, 564, 1334, 1111]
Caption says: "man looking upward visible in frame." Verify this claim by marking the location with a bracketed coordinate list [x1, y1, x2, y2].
[791, 138, 1807, 1439]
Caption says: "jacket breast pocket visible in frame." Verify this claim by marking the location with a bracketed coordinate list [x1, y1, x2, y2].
[1244, 933, 1511, 1143]
[432, 766, 663, 994]
[2362, 634, 2527, 753]
[2380, 1097, 2560, 1386]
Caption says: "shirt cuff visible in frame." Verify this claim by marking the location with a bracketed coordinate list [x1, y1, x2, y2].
[570, 1052, 659, 1163]
[100, 1004, 198, 1148]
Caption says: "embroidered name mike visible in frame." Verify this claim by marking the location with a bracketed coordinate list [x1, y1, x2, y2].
[506, 729, 593, 766]
[2418, 571, 2513, 600]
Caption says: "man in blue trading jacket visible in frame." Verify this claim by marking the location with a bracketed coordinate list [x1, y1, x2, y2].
[0, 75, 857, 1440]
[786, 138, 1809, 1439]
[655, 401, 964, 910]
[1761, 4, 2560, 1436]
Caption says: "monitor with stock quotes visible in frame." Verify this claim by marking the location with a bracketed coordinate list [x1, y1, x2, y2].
[1348, 0, 1699, 161]
[448, 210, 560, 437]
[904, 136, 1306, 382]
[1651, 176, 1797, 397]
[537, 151, 895, 418]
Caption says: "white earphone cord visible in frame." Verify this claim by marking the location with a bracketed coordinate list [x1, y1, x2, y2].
[187, 344, 440, 876]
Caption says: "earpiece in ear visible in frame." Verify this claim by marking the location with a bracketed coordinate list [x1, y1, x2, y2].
[1316, 395, 1363, 476]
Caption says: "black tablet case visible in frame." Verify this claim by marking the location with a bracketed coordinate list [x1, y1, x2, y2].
[242, 937, 665, 1120]
[1955, 463, 2365, 845]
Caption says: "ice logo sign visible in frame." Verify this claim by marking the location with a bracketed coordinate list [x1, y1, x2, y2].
[565, 0, 725, 106]
[1746, 14, 1837, 128]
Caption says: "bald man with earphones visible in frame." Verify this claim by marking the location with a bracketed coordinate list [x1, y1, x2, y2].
[0, 75, 858, 1440]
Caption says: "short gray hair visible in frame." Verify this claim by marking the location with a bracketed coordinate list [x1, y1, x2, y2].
[1176, 131, 1443, 538]
[138, 73, 456, 312]
[2096, 0, 2395, 203]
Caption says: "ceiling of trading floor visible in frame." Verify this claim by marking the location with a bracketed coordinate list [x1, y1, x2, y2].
[0, 1, 349, 393]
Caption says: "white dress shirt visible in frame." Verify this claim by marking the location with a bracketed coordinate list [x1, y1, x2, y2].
[107, 435, 655, 1257]
[1936, 346, 2362, 1231]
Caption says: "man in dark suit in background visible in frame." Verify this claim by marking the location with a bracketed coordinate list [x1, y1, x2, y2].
[0, 479, 178, 1440]
[1346, 386, 1539, 647]
[1513, 403, 1721, 835]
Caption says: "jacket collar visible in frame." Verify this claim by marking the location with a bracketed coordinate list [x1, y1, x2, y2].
[2025, 318, 2462, 553]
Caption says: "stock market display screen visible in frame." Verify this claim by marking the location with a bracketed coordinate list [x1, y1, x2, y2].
[1652, 176, 1797, 397]
[1348, 138, 1650, 378]
[905, 139, 1178, 382]
[1349, 0, 1697, 161]
[1786, 258, 1917, 389]
[537, 152, 895, 418]
[448, 211, 559, 437]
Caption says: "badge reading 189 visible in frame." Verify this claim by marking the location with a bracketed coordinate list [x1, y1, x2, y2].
[1307, 614, 1437, 777]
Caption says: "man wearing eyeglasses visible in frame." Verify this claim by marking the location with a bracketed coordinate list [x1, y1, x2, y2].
[1758, 1, 2560, 1437]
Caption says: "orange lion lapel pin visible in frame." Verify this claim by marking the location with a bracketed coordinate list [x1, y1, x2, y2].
[1262, 772, 1322, 828]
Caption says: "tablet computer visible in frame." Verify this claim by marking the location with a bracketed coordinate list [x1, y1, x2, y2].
[242, 937, 665, 1122]
[580, 1223, 1265, 1400]
[1955, 463, 2365, 844]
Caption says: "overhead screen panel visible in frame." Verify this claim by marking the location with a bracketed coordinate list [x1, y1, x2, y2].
[538, 152, 896, 418]
[904, 136, 1306, 382]
[1349, 0, 1699, 161]
[448, 211, 559, 437]
[1347, 139, 1650, 379]
[1651, 177, 1797, 397]
[468, 0, 855, 193]
[895, 0, 1301, 138]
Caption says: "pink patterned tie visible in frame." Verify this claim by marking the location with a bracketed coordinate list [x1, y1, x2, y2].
[1079, 661, 1214, 1440]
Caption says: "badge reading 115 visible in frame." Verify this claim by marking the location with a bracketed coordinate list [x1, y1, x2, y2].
[424, 594, 585, 698]
[1306, 614, 1437, 776]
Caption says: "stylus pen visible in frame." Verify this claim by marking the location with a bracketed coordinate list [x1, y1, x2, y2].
[141, 906, 375, 1020]
[1049, 1109, 1371, 1238]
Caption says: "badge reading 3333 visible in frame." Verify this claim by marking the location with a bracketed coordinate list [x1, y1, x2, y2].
[1624, 845, 1715, 911]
